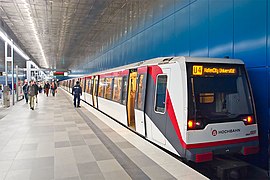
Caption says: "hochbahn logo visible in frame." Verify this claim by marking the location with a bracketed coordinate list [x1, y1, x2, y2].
[212, 130, 217, 136]
[212, 129, 240, 136]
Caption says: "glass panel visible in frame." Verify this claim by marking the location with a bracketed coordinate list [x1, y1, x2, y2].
[79, 79, 84, 92]
[155, 75, 168, 113]
[187, 63, 254, 124]
[113, 77, 122, 103]
[94, 78, 98, 96]
[89, 79, 92, 95]
[121, 76, 128, 105]
[98, 78, 105, 97]
[85, 79, 92, 94]
[136, 74, 145, 110]
[104, 78, 113, 100]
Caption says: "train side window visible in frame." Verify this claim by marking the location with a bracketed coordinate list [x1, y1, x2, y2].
[82, 79, 86, 92]
[113, 77, 122, 103]
[104, 78, 113, 100]
[136, 74, 145, 110]
[121, 76, 128, 105]
[98, 78, 105, 97]
[85, 79, 89, 93]
[154, 75, 168, 113]
[88, 79, 92, 95]
[85, 79, 91, 94]
[95, 78, 99, 96]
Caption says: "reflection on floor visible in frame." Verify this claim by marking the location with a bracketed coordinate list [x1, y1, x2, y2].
[0, 89, 207, 180]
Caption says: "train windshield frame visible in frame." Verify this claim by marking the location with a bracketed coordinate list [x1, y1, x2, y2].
[186, 63, 255, 128]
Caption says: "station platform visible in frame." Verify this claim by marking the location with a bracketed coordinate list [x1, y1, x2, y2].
[0, 88, 207, 180]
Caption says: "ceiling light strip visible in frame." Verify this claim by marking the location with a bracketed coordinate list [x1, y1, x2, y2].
[22, 0, 49, 68]
[0, 31, 30, 60]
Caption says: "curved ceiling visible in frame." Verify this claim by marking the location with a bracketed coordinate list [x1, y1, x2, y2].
[0, 0, 173, 70]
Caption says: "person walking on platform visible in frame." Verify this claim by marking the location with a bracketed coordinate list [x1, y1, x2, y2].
[44, 81, 50, 97]
[72, 81, 82, 108]
[34, 81, 39, 103]
[38, 83, 42, 93]
[22, 80, 29, 103]
[51, 80, 57, 97]
[28, 80, 36, 110]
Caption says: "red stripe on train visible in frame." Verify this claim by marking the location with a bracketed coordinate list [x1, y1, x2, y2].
[148, 66, 187, 148]
[166, 93, 187, 148]
[186, 136, 259, 149]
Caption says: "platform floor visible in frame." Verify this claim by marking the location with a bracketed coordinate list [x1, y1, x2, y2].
[0, 88, 207, 180]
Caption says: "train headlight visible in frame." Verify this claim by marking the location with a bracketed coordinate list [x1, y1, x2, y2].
[188, 120, 195, 129]
[242, 115, 254, 125]
[188, 119, 204, 130]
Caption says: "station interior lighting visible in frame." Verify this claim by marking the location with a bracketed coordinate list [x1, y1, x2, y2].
[0, 30, 30, 60]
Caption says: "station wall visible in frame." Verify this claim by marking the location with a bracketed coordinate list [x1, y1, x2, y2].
[80, 0, 270, 170]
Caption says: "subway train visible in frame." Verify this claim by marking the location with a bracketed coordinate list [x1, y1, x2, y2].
[60, 56, 259, 163]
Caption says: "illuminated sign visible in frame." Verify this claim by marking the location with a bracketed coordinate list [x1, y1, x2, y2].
[54, 72, 64, 76]
[192, 66, 203, 75]
[192, 65, 237, 76]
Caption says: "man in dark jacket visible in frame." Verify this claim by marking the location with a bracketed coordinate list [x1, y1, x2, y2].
[72, 81, 82, 108]
[51, 80, 57, 97]
[28, 80, 36, 110]
[44, 81, 50, 96]
[34, 81, 39, 103]
[22, 80, 29, 103]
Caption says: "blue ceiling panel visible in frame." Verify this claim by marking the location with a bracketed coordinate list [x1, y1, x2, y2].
[247, 67, 269, 170]
[144, 27, 154, 59]
[162, 0, 175, 18]
[189, 0, 208, 57]
[208, 0, 233, 58]
[234, 0, 267, 68]
[137, 31, 146, 61]
[162, 14, 175, 57]
[268, 1, 270, 66]
[174, 0, 190, 12]
[152, 22, 163, 58]
[122, 41, 128, 65]
[132, 36, 139, 63]
[174, 6, 189, 56]
[152, 1, 163, 24]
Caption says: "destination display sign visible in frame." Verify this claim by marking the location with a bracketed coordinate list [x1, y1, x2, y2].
[192, 65, 237, 76]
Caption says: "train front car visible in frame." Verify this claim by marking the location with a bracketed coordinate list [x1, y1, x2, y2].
[184, 58, 259, 163]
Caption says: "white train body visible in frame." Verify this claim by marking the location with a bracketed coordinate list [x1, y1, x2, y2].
[61, 56, 259, 162]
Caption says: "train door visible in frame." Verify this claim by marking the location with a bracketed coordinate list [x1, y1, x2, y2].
[92, 76, 98, 108]
[71, 79, 75, 93]
[151, 68, 170, 145]
[134, 66, 147, 136]
[79, 78, 84, 99]
[127, 69, 137, 130]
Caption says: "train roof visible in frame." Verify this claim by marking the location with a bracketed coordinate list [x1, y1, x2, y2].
[89, 56, 244, 76]
[182, 56, 244, 64]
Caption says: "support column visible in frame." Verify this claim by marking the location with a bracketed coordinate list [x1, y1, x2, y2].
[4, 42, 8, 86]
[11, 40, 14, 105]
[16, 65, 19, 102]
[26, 61, 31, 82]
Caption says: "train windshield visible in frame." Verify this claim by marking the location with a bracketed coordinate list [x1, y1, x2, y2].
[187, 63, 254, 127]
